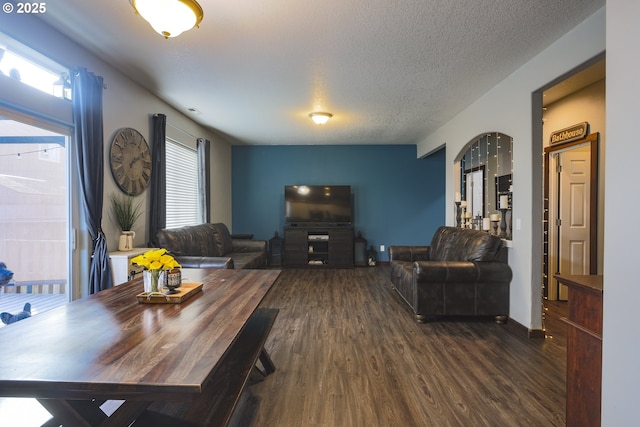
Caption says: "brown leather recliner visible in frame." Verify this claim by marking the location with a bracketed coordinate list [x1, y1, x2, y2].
[389, 226, 512, 323]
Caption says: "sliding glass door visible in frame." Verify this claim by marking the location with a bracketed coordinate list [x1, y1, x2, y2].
[0, 110, 71, 319]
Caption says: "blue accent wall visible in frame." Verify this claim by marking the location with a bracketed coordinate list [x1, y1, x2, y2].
[231, 145, 445, 261]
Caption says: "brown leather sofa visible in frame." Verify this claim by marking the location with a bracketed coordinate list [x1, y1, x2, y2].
[389, 226, 511, 323]
[156, 223, 267, 269]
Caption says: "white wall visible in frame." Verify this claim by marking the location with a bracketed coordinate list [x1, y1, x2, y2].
[602, 1, 640, 425]
[0, 14, 233, 297]
[417, 8, 606, 331]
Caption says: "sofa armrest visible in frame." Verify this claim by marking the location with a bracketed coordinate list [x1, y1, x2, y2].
[232, 239, 267, 253]
[414, 260, 512, 283]
[389, 246, 430, 262]
[414, 261, 477, 282]
[175, 256, 234, 269]
[231, 233, 254, 240]
[476, 261, 513, 282]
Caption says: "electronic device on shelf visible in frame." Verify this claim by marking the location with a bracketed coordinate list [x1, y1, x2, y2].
[308, 234, 329, 241]
[284, 185, 352, 226]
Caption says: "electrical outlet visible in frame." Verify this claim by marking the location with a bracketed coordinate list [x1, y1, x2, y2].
[379, 244, 385, 252]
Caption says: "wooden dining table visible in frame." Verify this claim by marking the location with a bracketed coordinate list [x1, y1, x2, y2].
[0, 268, 281, 426]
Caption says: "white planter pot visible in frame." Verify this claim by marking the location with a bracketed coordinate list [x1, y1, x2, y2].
[118, 231, 135, 251]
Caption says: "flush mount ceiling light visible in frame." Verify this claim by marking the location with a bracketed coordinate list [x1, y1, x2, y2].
[309, 112, 332, 125]
[131, 0, 204, 39]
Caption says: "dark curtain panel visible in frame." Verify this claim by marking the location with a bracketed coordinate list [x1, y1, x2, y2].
[149, 114, 167, 246]
[197, 138, 211, 223]
[71, 67, 113, 294]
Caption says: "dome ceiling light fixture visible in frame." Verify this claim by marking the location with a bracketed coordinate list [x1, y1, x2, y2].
[309, 112, 333, 125]
[131, 0, 204, 39]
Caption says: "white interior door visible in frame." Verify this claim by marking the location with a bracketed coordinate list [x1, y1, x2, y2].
[556, 145, 591, 300]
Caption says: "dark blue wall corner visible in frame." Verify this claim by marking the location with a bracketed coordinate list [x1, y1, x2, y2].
[231, 145, 445, 261]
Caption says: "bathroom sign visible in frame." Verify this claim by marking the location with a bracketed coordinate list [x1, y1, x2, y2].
[550, 122, 589, 145]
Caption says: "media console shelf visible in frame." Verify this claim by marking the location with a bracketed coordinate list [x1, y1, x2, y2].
[284, 226, 354, 268]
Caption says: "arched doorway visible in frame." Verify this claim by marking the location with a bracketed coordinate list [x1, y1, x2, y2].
[454, 132, 513, 236]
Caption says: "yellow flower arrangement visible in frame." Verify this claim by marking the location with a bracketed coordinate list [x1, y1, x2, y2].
[131, 249, 181, 295]
[131, 248, 181, 271]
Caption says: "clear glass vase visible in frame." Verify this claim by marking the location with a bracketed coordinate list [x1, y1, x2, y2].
[143, 270, 165, 293]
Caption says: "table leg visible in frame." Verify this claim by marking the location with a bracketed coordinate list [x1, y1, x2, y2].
[36, 398, 151, 427]
[258, 347, 276, 376]
[100, 400, 152, 426]
[36, 399, 101, 427]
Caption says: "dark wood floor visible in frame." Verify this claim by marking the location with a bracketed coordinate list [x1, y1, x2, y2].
[0, 267, 568, 426]
[230, 267, 568, 427]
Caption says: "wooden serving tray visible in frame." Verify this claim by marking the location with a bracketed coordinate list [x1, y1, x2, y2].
[136, 282, 204, 304]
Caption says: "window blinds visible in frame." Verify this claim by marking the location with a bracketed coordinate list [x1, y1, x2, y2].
[165, 138, 201, 228]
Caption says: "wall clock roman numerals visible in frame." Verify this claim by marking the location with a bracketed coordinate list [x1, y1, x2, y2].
[109, 127, 152, 196]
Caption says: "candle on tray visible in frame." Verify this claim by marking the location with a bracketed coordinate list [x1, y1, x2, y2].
[460, 200, 467, 208]
[483, 218, 491, 231]
[490, 213, 500, 222]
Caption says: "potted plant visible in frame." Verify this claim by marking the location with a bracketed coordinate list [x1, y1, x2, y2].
[110, 193, 143, 251]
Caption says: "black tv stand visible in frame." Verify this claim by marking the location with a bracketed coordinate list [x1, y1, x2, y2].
[284, 226, 354, 268]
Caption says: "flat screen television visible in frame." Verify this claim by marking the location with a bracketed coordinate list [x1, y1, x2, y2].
[285, 185, 352, 225]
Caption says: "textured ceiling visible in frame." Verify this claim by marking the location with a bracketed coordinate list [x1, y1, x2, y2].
[36, 0, 604, 145]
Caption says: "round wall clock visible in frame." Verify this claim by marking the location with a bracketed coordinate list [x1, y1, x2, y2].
[109, 127, 152, 196]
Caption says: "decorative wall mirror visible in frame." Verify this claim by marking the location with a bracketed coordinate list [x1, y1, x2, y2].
[465, 166, 484, 218]
[454, 132, 513, 238]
